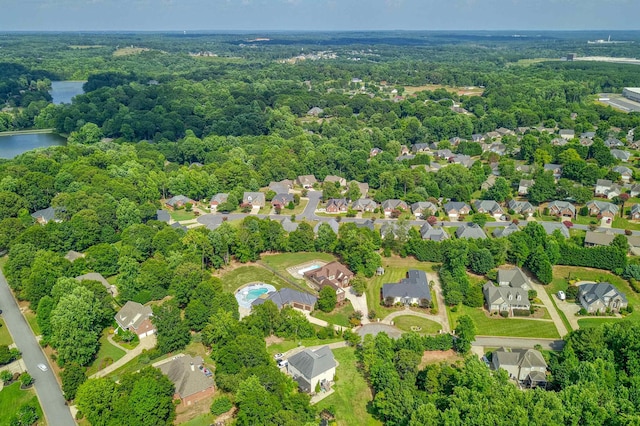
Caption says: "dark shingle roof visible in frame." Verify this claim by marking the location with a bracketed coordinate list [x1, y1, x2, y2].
[288, 346, 336, 381]
[382, 270, 431, 301]
[157, 355, 214, 398]
[251, 288, 317, 309]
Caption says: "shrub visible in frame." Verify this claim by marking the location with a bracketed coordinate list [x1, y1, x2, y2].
[512, 309, 530, 317]
[210, 396, 233, 416]
[368, 310, 377, 320]
[19, 372, 33, 387]
[0, 370, 12, 384]
[500, 311, 509, 318]
[565, 285, 579, 300]
[528, 290, 538, 301]
[578, 308, 588, 316]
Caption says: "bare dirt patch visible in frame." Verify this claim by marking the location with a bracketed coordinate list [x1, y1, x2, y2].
[419, 349, 460, 369]
[265, 335, 285, 346]
[174, 395, 215, 424]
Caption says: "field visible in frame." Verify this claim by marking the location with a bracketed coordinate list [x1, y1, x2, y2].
[265, 336, 343, 356]
[365, 257, 437, 319]
[0, 383, 45, 425]
[113, 47, 152, 56]
[392, 315, 442, 334]
[448, 305, 560, 338]
[86, 332, 126, 376]
[316, 347, 381, 426]
[218, 265, 293, 293]
[403, 84, 484, 96]
[312, 303, 355, 327]
[0, 318, 13, 346]
[261, 252, 336, 275]
[549, 265, 640, 324]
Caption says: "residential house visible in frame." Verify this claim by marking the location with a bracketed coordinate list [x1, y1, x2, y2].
[269, 179, 293, 195]
[613, 166, 633, 182]
[488, 143, 507, 155]
[411, 143, 430, 153]
[547, 200, 576, 219]
[559, 129, 575, 140]
[508, 200, 535, 217]
[279, 217, 299, 232]
[115, 301, 155, 338]
[630, 184, 640, 198]
[356, 219, 375, 231]
[492, 348, 547, 387]
[584, 231, 615, 247]
[370, 147, 383, 157]
[434, 149, 454, 160]
[518, 179, 534, 196]
[551, 138, 568, 147]
[420, 223, 449, 241]
[474, 200, 505, 220]
[631, 204, 640, 220]
[157, 355, 215, 407]
[307, 107, 324, 116]
[594, 179, 622, 199]
[481, 175, 497, 191]
[166, 195, 195, 209]
[242, 192, 266, 208]
[516, 164, 533, 174]
[382, 270, 431, 306]
[64, 250, 85, 263]
[578, 282, 628, 314]
[449, 136, 463, 145]
[272, 193, 295, 209]
[411, 201, 438, 218]
[493, 223, 520, 238]
[314, 219, 339, 235]
[543, 164, 563, 180]
[296, 175, 317, 189]
[325, 198, 348, 213]
[287, 346, 336, 393]
[443, 201, 471, 221]
[605, 138, 624, 148]
[472, 134, 485, 142]
[304, 261, 353, 303]
[456, 222, 487, 239]
[156, 209, 171, 223]
[586, 200, 619, 218]
[496, 127, 515, 137]
[485, 131, 501, 140]
[483, 281, 530, 315]
[516, 127, 530, 135]
[31, 206, 62, 224]
[76, 272, 118, 297]
[400, 145, 410, 156]
[324, 175, 347, 187]
[450, 154, 474, 168]
[382, 199, 409, 216]
[581, 131, 596, 139]
[540, 222, 570, 238]
[352, 198, 378, 212]
[580, 138, 594, 147]
[498, 267, 530, 290]
[251, 288, 317, 312]
[171, 222, 188, 232]
[611, 149, 631, 162]
[209, 193, 229, 211]
[350, 181, 369, 198]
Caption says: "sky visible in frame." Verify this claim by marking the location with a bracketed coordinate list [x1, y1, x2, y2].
[0, 0, 638, 32]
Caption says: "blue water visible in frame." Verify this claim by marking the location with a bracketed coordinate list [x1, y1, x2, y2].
[0, 133, 66, 159]
[50, 81, 85, 105]
[246, 288, 269, 299]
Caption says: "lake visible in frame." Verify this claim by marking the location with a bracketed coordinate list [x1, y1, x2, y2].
[50, 81, 85, 105]
[0, 133, 66, 159]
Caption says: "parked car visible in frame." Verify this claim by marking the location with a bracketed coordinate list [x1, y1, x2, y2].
[557, 290, 566, 301]
[274, 353, 284, 360]
[37, 363, 48, 372]
[277, 359, 288, 368]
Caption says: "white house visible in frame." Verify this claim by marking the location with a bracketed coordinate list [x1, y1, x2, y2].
[287, 346, 337, 393]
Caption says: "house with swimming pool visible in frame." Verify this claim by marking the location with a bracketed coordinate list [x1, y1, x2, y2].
[303, 261, 353, 304]
[252, 288, 318, 312]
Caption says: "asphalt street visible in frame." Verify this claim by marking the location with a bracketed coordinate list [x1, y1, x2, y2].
[0, 270, 75, 426]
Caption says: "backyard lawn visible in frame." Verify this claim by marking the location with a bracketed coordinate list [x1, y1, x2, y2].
[0, 318, 13, 346]
[577, 318, 620, 328]
[218, 265, 294, 293]
[312, 303, 355, 328]
[0, 382, 45, 425]
[316, 347, 381, 426]
[549, 265, 640, 324]
[182, 414, 217, 426]
[448, 305, 560, 338]
[261, 252, 336, 274]
[169, 210, 198, 222]
[392, 315, 442, 334]
[86, 332, 126, 376]
[266, 336, 343, 356]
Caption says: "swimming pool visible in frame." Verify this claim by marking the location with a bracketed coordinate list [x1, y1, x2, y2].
[298, 264, 321, 275]
[235, 283, 277, 309]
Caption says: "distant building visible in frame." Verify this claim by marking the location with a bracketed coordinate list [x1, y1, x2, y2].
[623, 88, 640, 103]
[304, 261, 353, 303]
[165, 195, 195, 209]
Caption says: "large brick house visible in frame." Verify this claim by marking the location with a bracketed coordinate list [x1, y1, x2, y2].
[304, 261, 353, 303]
[157, 355, 215, 408]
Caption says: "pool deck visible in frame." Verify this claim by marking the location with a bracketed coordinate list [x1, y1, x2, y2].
[235, 282, 277, 310]
[286, 260, 328, 280]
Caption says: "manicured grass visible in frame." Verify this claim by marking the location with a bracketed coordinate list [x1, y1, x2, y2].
[0, 318, 13, 346]
[577, 318, 620, 328]
[86, 332, 126, 376]
[392, 315, 442, 334]
[448, 305, 560, 338]
[613, 216, 640, 231]
[182, 414, 217, 426]
[218, 265, 293, 293]
[169, 210, 197, 221]
[261, 252, 336, 273]
[316, 347, 381, 426]
[365, 258, 438, 320]
[0, 382, 45, 425]
[266, 337, 343, 357]
[277, 199, 308, 216]
[23, 311, 41, 336]
[312, 303, 355, 327]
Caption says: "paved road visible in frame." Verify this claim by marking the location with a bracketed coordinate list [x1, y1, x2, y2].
[0, 270, 75, 426]
[472, 336, 566, 351]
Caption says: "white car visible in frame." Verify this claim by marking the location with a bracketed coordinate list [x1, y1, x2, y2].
[37, 363, 48, 372]
[277, 359, 288, 368]
[274, 353, 284, 360]
[557, 291, 566, 301]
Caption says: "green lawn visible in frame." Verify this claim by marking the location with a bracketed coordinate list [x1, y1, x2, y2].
[261, 252, 337, 274]
[182, 414, 217, 426]
[278, 199, 308, 216]
[86, 332, 126, 376]
[0, 318, 13, 346]
[0, 382, 45, 425]
[392, 315, 442, 334]
[169, 210, 197, 221]
[365, 258, 438, 320]
[613, 216, 640, 231]
[316, 347, 381, 426]
[266, 336, 343, 357]
[448, 305, 560, 338]
[219, 265, 294, 293]
[312, 303, 355, 327]
[23, 311, 41, 336]
[577, 318, 621, 328]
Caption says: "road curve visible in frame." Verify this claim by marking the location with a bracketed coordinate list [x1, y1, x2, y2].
[0, 270, 75, 426]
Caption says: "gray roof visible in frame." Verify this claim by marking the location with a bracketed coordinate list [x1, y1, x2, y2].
[156, 209, 171, 223]
[420, 223, 449, 241]
[579, 282, 627, 306]
[443, 201, 471, 213]
[171, 222, 188, 232]
[584, 231, 615, 246]
[540, 222, 570, 238]
[115, 301, 152, 330]
[210, 193, 229, 204]
[483, 282, 529, 308]
[411, 201, 438, 214]
[243, 192, 265, 205]
[611, 149, 630, 161]
[497, 268, 529, 289]
[157, 355, 214, 398]
[279, 218, 299, 232]
[356, 220, 375, 231]
[166, 195, 194, 207]
[548, 200, 576, 215]
[382, 199, 407, 210]
[352, 198, 378, 211]
[493, 348, 547, 370]
[508, 200, 534, 213]
[456, 223, 487, 239]
[288, 346, 336, 381]
[297, 175, 317, 186]
[64, 250, 85, 262]
[273, 193, 295, 205]
[31, 206, 57, 222]
[519, 179, 534, 188]
[76, 272, 112, 291]
[315, 219, 339, 235]
[251, 288, 317, 309]
[382, 270, 431, 301]
[613, 165, 633, 175]
[493, 223, 520, 238]
[632, 204, 640, 215]
[474, 200, 504, 215]
[586, 200, 619, 215]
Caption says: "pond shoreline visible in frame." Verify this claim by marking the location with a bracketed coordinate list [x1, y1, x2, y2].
[0, 129, 55, 137]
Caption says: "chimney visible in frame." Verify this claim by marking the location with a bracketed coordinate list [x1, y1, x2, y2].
[190, 362, 194, 372]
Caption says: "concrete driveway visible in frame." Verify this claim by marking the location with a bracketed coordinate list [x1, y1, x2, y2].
[343, 287, 369, 325]
[0, 270, 75, 426]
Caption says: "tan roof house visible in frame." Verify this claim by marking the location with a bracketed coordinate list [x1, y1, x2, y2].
[157, 355, 215, 407]
[115, 301, 155, 338]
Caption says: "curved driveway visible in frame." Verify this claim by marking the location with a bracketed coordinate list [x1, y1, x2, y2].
[0, 270, 75, 426]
